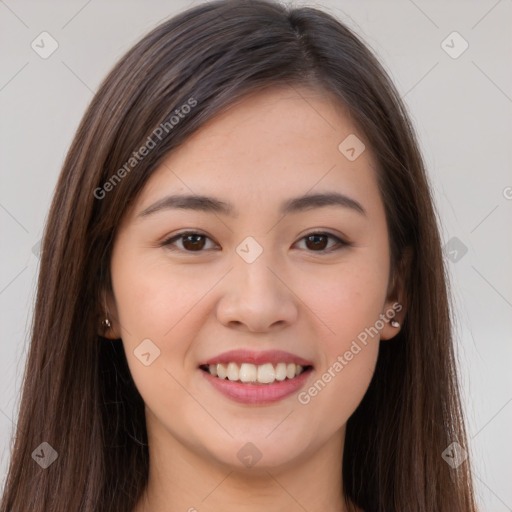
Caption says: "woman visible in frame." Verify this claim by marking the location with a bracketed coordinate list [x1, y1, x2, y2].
[0, 0, 477, 510]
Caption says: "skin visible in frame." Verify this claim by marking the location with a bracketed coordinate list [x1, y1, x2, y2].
[103, 85, 405, 512]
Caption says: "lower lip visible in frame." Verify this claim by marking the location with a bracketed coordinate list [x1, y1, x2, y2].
[200, 368, 313, 404]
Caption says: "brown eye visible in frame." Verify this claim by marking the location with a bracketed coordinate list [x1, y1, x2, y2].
[295, 232, 348, 252]
[305, 234, 329, 250]
[182, 233, 206, 251]
[161, 231, 217, 252]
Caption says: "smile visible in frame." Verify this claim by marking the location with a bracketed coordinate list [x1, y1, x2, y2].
[200, 362, 311, 384]
[198, 349, 314, 404]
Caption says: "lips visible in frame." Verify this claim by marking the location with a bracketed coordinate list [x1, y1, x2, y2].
[198, 349, 314, 404]
[199, 349, 313, 367]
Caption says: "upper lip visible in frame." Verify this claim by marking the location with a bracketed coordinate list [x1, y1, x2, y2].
[199, 349, 314, 367]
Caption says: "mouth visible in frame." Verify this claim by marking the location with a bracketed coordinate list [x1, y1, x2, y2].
[200, 364, 313, 404]
[198, 350, 314, 404]
[199, 362, 313, 385]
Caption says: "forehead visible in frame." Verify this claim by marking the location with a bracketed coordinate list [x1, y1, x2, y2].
[132, 85, 383, 220]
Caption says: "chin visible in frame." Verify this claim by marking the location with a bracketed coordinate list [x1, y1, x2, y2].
[201, 430, 315, 472]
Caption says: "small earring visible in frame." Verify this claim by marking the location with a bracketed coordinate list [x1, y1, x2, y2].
[101, 317, 111, 329]
[390, 320, 400, 328]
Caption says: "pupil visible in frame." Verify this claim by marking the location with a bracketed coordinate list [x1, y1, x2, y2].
[307, 234, 327, 250]
[184, 234, 204, 250]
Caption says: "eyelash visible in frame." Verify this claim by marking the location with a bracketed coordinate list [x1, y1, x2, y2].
[160, 230, 350, 254]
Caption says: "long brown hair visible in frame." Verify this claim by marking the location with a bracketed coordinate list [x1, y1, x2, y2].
[1, 1, 477, 510]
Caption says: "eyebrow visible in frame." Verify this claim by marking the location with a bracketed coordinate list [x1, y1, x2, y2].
[137, 191, 367, 218]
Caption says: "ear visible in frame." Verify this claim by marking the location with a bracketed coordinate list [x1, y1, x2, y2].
[380, 246, 412, 341]
[98, 286, 122, 340]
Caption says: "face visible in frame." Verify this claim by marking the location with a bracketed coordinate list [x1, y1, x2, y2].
[106, 85, 402, 472]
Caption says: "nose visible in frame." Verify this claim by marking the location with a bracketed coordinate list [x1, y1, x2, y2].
[215, 251, 299, 333]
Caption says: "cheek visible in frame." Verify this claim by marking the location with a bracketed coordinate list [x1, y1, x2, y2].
[110, 253, 207, 425]
[109, 247, 202, 391]
[293, 255, 386, 417]
[298, 304, 380, 428]
[300, 340, 379, 430]
[298, 255, 389, 351]
[110, 247, 231, 405]
[111, 248, 209, 341]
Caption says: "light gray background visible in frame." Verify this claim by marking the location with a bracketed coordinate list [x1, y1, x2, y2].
[1, 0, 511, 510]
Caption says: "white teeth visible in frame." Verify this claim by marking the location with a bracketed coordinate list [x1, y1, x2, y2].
[205, 361, 308, 384]
[275, 363, 287, 381]
[227, 362, 239, 381]
[239, 363, 258, 383]
[217, 363, 227, 379]
[257, 363, 275, 384]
